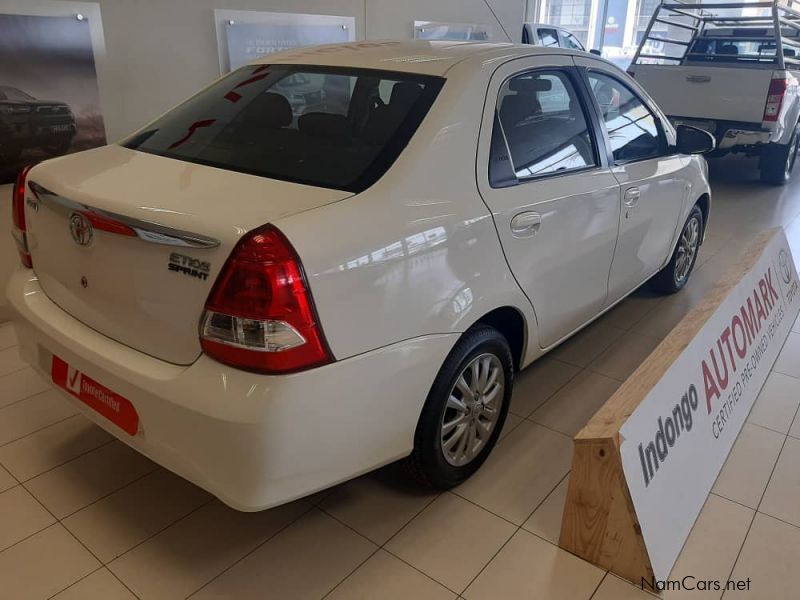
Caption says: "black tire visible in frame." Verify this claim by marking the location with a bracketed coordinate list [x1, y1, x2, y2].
[405, 324, 513, 489]
[649, 205, 704, 294]
[759, 124, 799, 185]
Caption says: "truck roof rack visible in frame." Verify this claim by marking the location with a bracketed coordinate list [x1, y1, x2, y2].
[632, 0, 800, 68]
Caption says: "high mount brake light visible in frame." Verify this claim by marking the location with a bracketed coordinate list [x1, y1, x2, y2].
[200, 224, 332, 374]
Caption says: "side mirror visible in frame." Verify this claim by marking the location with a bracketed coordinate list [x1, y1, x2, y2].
[589, 49, 602, 56]
[675, 124, 716, 155]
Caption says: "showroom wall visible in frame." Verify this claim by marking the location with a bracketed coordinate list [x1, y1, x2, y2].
[40, 0, 526, 141]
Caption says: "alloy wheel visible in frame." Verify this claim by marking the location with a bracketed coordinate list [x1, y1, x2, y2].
[440, 353, 505, 467]
[675, 215, 700, 284]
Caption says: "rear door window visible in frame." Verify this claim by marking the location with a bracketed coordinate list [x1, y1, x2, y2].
[492, 69, 598, 182]
[538, 28, 561, 48]
[123, 65, 444, 192]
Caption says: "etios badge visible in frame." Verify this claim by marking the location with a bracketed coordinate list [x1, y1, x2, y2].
[69, 213, 93, 246]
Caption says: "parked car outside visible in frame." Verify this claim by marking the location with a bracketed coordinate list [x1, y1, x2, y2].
[7, 41, 713, 511]
[0, 85, 76, 162]
[522, 22, 587, 52]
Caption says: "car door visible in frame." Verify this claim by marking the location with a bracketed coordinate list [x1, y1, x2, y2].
[477, 56, 621, 348]
[575, 57, 689, 303]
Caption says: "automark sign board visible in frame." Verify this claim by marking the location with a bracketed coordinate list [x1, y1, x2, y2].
[619, 229, 799, 580]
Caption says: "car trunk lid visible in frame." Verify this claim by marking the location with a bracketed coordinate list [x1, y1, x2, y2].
[24, 145, 352, 365]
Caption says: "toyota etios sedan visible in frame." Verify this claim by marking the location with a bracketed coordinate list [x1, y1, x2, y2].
[8, 41, 713, 510]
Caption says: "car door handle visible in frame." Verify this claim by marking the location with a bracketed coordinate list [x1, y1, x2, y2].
[623, 187, 641, 208]
[510, 211, 542, 237]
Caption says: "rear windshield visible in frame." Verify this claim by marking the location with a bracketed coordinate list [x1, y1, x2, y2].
[124, 65, 444, 192]
[686, 38, 783, 63]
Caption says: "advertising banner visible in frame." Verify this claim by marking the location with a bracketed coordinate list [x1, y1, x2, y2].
[224, 19, 353, 72]
[619, 230, 800, 580]
[0, 13, 106, 184]
[603, 0, 629, 48]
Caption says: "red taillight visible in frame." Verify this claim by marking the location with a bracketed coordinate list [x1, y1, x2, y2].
[11, 165, 33, 268]
[200, 224, 332, 374]
[764, 78, 788, 122]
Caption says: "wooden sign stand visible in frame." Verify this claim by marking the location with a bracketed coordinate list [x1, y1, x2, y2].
[559, 229, 784, 583]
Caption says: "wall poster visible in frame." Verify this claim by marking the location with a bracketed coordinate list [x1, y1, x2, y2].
[215, 10, 356, 74]
[0, 12, 106, 184]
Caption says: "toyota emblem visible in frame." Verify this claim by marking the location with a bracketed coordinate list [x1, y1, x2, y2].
[69, 213, 93, 246]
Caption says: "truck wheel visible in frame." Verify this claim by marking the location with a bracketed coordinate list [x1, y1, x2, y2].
[759, 125, 799, 185]
[404, 324, 513, 489]
[649, 205, 703, 294]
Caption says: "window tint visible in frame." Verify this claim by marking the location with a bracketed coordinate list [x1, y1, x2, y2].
[586, 72, 662, 163]
[123, 65, 443, 193]
[493, 70, 597, 181]
[561, 33, 583, 51]
[538, 28, 560, 47]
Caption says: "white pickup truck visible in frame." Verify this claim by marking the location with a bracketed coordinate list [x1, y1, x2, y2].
[628, 0, 800, 184]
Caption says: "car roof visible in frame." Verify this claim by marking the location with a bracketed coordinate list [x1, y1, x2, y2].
[255, 40, 578, 76]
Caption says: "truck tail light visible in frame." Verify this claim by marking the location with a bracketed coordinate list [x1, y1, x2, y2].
[200, 224, 332, 374]
[763, 77, 788, 122]
[11, 165, 33, 268]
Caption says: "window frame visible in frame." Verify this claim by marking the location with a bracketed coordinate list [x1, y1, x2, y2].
[488, 66, 609, 188]
[578, 67, 670, 166]
[559, 31, 585, 52]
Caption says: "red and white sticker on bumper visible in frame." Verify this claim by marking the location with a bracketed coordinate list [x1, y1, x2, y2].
[51, 355, 139, 436]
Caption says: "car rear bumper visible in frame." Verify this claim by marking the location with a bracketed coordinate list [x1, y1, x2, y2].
[6, 268, 456, 510]
[669, 116, 776, 149]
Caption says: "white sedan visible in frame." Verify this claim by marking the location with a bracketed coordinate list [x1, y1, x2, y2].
[7, 41, 713, 510]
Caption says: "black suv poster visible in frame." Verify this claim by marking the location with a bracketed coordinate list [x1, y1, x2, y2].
[0, 13, 106, 183]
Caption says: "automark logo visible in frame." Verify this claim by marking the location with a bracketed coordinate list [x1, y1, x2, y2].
[779, 249, 792, 284]
[69, 213, 93, 246]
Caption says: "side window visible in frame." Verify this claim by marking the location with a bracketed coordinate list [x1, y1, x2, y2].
[492, 70, 597, 182]
[586, 72, 663, 163]
[561, 33, 583, 51]
[538, 28, 560, 48]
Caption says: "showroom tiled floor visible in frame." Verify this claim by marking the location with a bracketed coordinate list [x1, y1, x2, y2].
[1, 155, 800, 599]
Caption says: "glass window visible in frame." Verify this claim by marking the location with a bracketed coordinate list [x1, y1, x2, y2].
[686, 37, 777, 63]
[123, 65, 443, 193]
[493, 70, 597, 181]
[561, 32, 584, 50]
[538, 28, 561, 47]
[586, 72, 662, 163]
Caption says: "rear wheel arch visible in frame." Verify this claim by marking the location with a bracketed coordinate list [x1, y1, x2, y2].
[472, 306, 527, 370]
